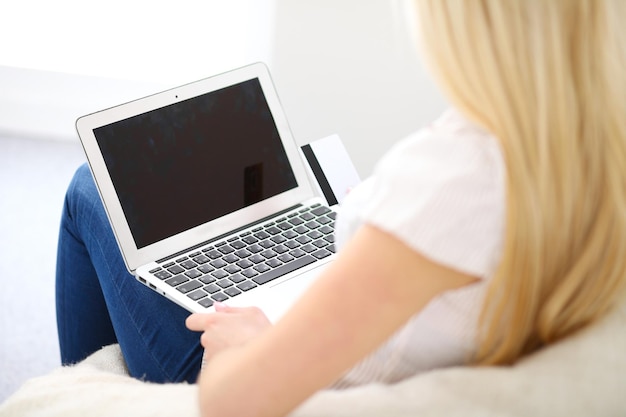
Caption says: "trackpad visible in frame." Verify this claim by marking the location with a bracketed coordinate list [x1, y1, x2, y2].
[232, 263, 328, 323]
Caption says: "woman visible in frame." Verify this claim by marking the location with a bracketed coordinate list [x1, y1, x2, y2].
[56, 1, 626, 416]
[184, 1, 626, 415]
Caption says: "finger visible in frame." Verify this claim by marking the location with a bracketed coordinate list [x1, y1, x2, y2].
[185, 313, 213, 331]
[213, 301, 230, 312]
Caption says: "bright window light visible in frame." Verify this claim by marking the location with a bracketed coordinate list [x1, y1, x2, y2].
[1, 0, 275, 83]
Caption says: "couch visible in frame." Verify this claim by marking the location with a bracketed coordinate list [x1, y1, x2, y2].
[1, 301, 625, 417]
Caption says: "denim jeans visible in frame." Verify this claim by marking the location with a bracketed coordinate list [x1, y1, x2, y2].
[55, 163, 202, 383]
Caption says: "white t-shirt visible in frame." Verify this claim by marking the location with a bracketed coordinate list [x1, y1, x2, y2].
[332, 109, 506, 388]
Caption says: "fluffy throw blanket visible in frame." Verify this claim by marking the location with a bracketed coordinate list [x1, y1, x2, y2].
[2, 302, 625, 417]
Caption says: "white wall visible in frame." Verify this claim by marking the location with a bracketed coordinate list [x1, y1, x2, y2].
[270, 0, 448, 177]
[0, 0, 275, 141]
[0, 0, 448, 177]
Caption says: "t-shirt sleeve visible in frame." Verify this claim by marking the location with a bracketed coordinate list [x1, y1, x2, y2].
[358, 121, 506, 279]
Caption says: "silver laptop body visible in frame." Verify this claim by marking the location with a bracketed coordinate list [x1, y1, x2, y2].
[76, 63, 336, 320]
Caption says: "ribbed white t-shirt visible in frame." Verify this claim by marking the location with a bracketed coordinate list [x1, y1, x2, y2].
[331, 109, 506, 388]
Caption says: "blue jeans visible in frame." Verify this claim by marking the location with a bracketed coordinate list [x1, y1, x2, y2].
[55, 163, 203, 383]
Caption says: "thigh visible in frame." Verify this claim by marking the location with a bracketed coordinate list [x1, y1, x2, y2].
[58, 164, 203, 382]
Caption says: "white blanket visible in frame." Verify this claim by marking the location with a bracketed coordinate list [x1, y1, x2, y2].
[2, 302, 625, 417]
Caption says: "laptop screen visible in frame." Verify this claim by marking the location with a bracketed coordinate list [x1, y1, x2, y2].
[93, 78, 298, 249]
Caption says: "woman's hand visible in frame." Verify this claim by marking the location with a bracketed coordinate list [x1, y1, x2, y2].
[186, 302, 272, 363]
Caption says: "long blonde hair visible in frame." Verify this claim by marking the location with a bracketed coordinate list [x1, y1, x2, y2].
[413, 0, 626, 365]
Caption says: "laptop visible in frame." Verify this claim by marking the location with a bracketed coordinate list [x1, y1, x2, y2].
[76, 63, 337, 321]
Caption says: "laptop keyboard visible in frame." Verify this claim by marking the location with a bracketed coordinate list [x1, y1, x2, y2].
[148, 203, 336, 308]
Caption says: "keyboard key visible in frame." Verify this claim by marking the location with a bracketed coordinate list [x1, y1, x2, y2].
[235, 249, 252, 258]
[224, 265, 241, 274]
[307, 230, 323, 240]
[278, 254, 295, 263]
[248, 244, 264, 253]
[301, 244, 317, 253]
[289, 248, 306, 258]
[206, 250, 222, 260]
[231, 240, 246, 249]
[211, 293, 229, 302]
[284, 240, 300, 249]
[198, 264, 215, 274]
[216, 278, 234, 288]
[305, 221, 321, 229]
[317, 216, 332, 225]
[254, 231, 270, 240]
[210, 259, 227, 268]
[319, 225, 333, 235]
[165, 275, 189, 287]
[296, 236, 312, 244]
[199, 298, 214, 308]
[313, 239, 329, 248]
[223, 254, 239, 264]
[149, 267, 162, 274]
[311, 206, 331, 216]
[300, 212, 315, 221]
[242, 268, 259, 278]
[261, 249, 278, 259]
[237, 281, 257, 292]
[242, 235, 259, 245]
[229, 273, 246, 283]
[192, 254, 211, 264]
[188, 289, 208, 301]
[175, 256, 188, 263]
[252, 255, 317, 285]
[324, 235, 335, 243]
[204, 283, 221, 294]
[154, 270, 172, 280]
[294, 225, 308, 234]
[259, 240, 275, 249]
[254, 264, 271, 273]
[282, 230, 298, 239]
[273, 244, 289, 254]
[199, 275, 216, 284]
[271, 235, 287, 244]
[288, 217, 304, 226]
[184, 269, 202, 279]
[277, 222, 293, 230]
[218, 245, 235, 255]
[180, 260, 198, 270]
[177, 280, 203, 294]
[237, 259, 254, 269]
[211, 270, 229, 279]
[266, 258, 282, 268]
[266, 226, 281, 235]
[312, 248, 332, 259]
[225, 287, 242, 297]
[248, 254, 265, 264]
[167, 265, 185, 275]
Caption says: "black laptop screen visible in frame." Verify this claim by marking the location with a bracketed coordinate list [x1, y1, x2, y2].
[93, 78, 298, 249]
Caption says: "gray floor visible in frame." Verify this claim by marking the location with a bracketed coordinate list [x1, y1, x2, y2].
[0, 135, 86, 403]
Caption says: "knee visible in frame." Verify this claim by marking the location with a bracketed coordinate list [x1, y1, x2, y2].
[64, 163, 100, 216]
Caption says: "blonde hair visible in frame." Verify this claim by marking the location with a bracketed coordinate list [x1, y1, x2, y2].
[413, 0, 626, 365]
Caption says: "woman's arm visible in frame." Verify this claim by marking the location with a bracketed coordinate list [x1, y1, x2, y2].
[192, 224, 478, 417]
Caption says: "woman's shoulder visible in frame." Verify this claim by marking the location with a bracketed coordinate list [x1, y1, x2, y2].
[357, 108, 507, 278]
[379, 108, 502, 179]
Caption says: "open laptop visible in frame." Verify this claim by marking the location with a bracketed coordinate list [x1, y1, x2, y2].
[76, 63, 337, 321]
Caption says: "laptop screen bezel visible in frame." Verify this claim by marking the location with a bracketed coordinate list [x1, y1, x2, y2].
[76, 63, 316, 273]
